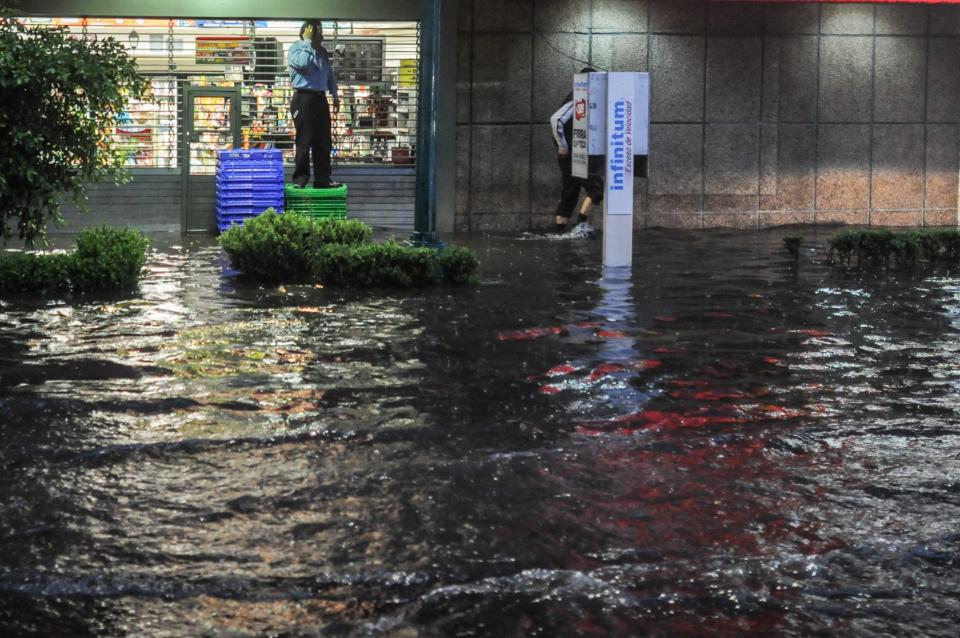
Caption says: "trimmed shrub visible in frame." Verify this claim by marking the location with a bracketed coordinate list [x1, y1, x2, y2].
[312, 241, 438, 288]
[219, 209, 372, 283]
[783, 235, 803, 258]
[438, 245, 481, 284]
[828, 228, 960, 270]
[313, 217, 373, 246]
[0, 250, 73, 295]
[220, 210, 480, 288]
[70, 227, 150, 292]
[0, 227, 149, 297]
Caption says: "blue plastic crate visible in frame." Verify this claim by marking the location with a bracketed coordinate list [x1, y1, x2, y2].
[216, 165, 284, 179]
[216, 205, 283, 218]
[217, 149, 283, 164]
[217, 197, 285, 210]
[216, 179, 284, 193]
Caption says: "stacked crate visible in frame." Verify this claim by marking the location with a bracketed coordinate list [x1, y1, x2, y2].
[216, 149, 285, 232]
[284, 183, 349, 221]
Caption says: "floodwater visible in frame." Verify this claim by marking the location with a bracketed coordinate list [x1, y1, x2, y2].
[1, 228, 959, 637]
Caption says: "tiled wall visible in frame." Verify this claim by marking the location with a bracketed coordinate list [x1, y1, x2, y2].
[455, 0, 960, 231]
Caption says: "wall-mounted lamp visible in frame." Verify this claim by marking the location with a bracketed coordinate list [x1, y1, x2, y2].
[128, 30, 139, 50]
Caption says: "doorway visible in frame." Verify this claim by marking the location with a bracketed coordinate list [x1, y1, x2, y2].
[181, 85, 242, 232]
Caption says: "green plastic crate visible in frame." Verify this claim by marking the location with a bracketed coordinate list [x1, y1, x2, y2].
[298, 209, 347, 220]
[284, 183, 348, 220]
[284, 183, 348, 199]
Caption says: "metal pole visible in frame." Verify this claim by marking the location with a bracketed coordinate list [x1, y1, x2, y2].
[411, 0, 443, 248]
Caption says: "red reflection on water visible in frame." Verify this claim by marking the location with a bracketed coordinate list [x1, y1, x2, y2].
[537, 385, 562, 395]
[547, 363, 578, 377]
[669, 379, 711, 387]
[596, 329, 628, 339]
[497, 326, 566, 341]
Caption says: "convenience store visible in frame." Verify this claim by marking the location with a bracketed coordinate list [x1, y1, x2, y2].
[26, 0, 457, 234]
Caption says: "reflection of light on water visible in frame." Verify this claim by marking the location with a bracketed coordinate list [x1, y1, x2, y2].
[568, 267, 655, 417]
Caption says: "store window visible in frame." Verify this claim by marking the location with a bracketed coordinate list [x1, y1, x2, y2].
[22, 17, 419, 173]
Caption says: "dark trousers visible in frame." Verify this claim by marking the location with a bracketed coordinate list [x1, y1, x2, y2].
[291, 91, 332, 186]
[556, 155, 604, 218]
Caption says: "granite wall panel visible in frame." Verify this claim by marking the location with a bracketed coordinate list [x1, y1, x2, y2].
[816, 124, 871, 210]
[650, 35, 705, 122]
[875, 5, 927, 36]
[469, 125, 531, 214]
[650, 1, 705, 34]
[704, 124, 759, 195]
[707, 3, 763, 34]
[765, 4, 820, 35]
[871, 124, 924, 210]
[820, 3, 874, 35]
[592, 34, 648, 73]
[874, 37, 926, 122]
[471, 34, 532, 122]
[925, 124, 960, 210]
[649, 124, 704, 196]
[532, 33, 589, 122]
[927, 38, 960, 123]
[592, 0, 648, 34]
[819, 36, 873, 122]
[706, 37, 762, 121]
[473, 0, 531, 32]
[535, 0, 589, 33]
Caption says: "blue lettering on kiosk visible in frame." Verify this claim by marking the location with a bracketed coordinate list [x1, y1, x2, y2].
[609, 100, 627, 192]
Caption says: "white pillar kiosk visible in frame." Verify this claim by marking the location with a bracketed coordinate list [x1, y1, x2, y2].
[572, 71, 650, 269]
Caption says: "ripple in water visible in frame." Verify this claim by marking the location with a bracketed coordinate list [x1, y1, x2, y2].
[1, 229, 959, 636]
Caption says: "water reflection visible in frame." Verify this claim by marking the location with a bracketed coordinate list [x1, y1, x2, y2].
[2, 230, 960, 636]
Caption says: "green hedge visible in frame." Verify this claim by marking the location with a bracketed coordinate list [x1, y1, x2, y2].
[828, 228, 960, 269]
[0, 250, 73, 295]
[219, 209, 372, 283]
[220, 209, 479, 287]
[0, 227, 149, 297]
[71, 227, 150, 292]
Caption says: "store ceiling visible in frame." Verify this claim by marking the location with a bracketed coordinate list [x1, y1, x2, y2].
[23, 1, 420, 21]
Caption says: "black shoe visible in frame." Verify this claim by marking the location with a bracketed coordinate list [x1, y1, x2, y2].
[292, 177, 308, 188]
[313, 181, 343, 189]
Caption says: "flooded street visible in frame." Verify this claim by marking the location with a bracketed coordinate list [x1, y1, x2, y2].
[1, 228, 959, 636]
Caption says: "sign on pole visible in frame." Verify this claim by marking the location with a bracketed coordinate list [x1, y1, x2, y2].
[572, 73, 607, 179]
[571, 74, 590, 179]
[602, 72, 637, 268]
[570, 71, 649, 268]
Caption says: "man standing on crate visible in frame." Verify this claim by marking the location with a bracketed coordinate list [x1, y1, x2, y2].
[288, 20, 341, 189]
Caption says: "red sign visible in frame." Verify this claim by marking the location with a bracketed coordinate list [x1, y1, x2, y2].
[574, 98, 587, 122]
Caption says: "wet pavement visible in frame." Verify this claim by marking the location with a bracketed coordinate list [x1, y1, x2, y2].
[1, 227, 959, 636]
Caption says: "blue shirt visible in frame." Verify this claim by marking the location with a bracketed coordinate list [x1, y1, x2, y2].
[288, 40, 339, 99]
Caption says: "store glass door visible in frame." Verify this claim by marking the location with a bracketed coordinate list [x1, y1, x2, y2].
[182, 86, 241, 232]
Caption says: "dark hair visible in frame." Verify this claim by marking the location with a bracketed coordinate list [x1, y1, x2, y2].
[299, 21, 323, 40]
[579, 67, 597, 74]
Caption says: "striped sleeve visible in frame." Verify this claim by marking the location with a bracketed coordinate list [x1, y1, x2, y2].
[549, 101, 573, 152]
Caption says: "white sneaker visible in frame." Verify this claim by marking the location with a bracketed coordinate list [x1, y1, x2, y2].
[569, 222, 598, 239]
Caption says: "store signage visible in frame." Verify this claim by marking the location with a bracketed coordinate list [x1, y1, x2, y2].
[605, 72, 635, 214]
[26, 18, 197, 26]
[196, 36, 251, 65]
[586, 72, 607, 157]
[196, 20, 269, 28]
[570, 71, 650, 267]
[571, 73, 590, 179]
[399, 59, 418, 88]
[573, 72, 610, 179]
